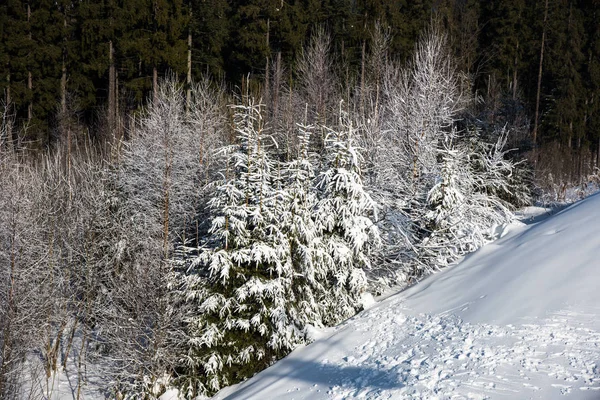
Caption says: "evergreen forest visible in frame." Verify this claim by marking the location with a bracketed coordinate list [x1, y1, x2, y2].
[1, 0, 599, 177]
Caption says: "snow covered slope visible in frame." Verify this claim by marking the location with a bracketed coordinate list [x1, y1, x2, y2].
[214, 193, 600, 399]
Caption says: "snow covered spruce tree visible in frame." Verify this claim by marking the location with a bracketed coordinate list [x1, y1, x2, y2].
[173, 100, 381, 397]
[276, 116, 381, 330]
[315, 105, 381, 324]
[277, 123, 326, 330]
[173, 100, 299, 396]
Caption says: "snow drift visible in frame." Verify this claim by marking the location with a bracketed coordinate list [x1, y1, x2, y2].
[214, 193, 600, 399]
[401, 192, 600, 328]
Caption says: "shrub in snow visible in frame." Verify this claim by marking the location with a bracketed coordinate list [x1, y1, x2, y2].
[368, 28, 530, 283]
[470, 127, 532, 208]
[422, 130, 514, 266]
[0, 159, 45, 398]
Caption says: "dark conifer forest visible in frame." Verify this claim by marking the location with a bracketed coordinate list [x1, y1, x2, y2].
[0, 1, 599, 398]
[1, 0, 599, 174]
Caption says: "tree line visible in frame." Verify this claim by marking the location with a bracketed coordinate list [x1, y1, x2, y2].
[2, 0, 599, 183]
[0, 0, 428, 144]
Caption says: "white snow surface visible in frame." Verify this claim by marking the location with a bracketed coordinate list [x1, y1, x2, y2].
[214, 193, 600, 399]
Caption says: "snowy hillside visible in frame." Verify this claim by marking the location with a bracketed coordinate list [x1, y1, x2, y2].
[213, 193, 600, 399]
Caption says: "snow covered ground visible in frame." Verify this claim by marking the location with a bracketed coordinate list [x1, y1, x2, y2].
[214, 193, 600, 399]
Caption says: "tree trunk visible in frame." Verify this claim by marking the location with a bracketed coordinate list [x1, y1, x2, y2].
[108, 40, 116, 133]
[264, 18, 270, 110]
[4, 72, 12, 147]
[61, 61, 66, 117]
[61, 14, 67, 119]
[163, 128, 171, 257]
[513, 39, 519, 100]
[5, 73, 9, 107]
[153, 66, 158, 104]
[61, 56, 67, 154]
[186, 10, 192, 114]
[577, 134, 582, 183]
[597, 137, 600, 169]
[27, 72, 32, 122]
[360, 40, 366, 116]
[27, 4, 32, 123]
[116, 70, 121, 140]
[273, 52, 282, 117]
[533, 0, 549, 147]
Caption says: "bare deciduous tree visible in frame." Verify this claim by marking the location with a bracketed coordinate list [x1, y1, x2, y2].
[296, 27, 339, 148]
[92, 76, 226, 397]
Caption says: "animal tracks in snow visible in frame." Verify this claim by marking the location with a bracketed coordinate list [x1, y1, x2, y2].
[323, 305, 600, 399]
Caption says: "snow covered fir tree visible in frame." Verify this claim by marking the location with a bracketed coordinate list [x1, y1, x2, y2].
[171, 99, 381, 396]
